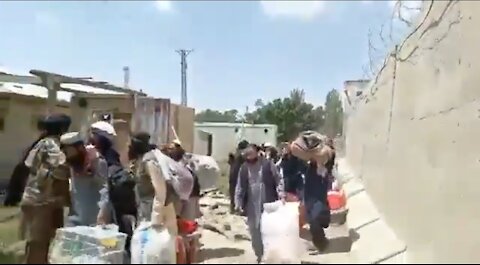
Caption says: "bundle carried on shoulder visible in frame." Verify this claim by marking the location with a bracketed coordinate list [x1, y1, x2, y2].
[290, 131, 330, 163]
[149, 149, 194, 201]
[184, 153, 220, 192]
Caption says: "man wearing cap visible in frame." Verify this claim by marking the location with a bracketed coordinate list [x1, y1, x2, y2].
[60, 132, 110, 227]
[20, 114, 72, 264]
[89, 121, 121, 166]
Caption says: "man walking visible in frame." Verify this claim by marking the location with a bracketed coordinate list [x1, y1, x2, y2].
[235, 144, 285, 264]
[20, 114, 72, 264]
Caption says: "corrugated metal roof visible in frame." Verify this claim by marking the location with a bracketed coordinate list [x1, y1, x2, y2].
[0, 81, 125, 102]
[0, 82, 72, 102]
[195, 122, 277, 128]
[61, 83, 125, 95]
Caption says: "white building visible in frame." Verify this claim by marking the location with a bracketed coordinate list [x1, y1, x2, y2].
[194, 122, 277, 162]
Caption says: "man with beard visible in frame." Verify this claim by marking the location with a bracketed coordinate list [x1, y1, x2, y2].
[20, 114, 72, 264]
[60, 132, 109, 227]
[235, 144, 285, 264]
[128, 132, 178, 237]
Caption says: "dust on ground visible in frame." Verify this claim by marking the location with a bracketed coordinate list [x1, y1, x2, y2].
[198, 190, 358, 264]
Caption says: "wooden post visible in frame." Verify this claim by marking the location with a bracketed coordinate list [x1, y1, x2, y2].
[46, 76, 57, 114]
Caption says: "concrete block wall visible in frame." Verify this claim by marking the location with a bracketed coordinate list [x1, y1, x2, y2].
[345, 1, 480, 262]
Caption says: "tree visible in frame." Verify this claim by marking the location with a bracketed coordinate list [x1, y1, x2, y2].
[323, 89, 344, 137]
[246, 88, 325, 142]
[196, 88, 328, 142]
[195, 109, 240, 123]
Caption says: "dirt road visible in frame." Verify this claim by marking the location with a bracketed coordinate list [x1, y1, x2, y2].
[197, 191, 357, 264]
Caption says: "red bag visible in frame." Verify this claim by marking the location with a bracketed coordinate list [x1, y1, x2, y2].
[177, 219, 198, 235]
[327, 189, 347, 211]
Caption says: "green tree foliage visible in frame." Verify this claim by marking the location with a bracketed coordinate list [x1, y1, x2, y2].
[195, 88, 340, 142]
[323, 89, 344, 137]
[195, 109, 240, 123]
[246, 88, 325, 142]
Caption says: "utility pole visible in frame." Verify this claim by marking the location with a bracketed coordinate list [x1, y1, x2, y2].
[123, 66, 130, 89]
[175, 49, 193, 106]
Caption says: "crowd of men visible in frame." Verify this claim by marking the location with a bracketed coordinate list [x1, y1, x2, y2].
[2, 112, 337, 265]
[228, 137, 337, 264]
[3, 113, 201, 264]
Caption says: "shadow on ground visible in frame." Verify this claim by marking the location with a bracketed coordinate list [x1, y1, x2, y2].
[302, 227, 360, 255]
[198, 247, 245, 262]
[325, 229, 360, 254]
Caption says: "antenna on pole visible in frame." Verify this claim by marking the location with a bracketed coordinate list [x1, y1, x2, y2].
[175, 49, 193, 106]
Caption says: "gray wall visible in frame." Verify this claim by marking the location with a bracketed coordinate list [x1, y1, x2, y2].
[345, 1, 480, 263]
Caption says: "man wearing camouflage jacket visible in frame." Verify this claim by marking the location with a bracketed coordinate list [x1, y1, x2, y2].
[20, 114, 72, 264]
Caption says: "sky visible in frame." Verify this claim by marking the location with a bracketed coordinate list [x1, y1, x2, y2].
[0, 0, 422, 112]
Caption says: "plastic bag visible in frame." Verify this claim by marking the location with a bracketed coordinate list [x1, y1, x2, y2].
[185, 153, 220, 191]
[49, 225, 127, 264]
[261, 201, 304, 264]
[130, 221, 176, 264]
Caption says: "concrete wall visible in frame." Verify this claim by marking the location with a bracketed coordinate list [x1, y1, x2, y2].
[0, 94, 69, 183]
[345, 1, 480, 262]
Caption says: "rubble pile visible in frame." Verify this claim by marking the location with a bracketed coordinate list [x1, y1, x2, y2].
[199, 191, 250, 242]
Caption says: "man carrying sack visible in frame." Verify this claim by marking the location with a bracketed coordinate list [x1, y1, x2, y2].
[290, 131, 335, 252]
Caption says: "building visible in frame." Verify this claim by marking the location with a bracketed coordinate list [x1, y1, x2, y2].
[194, 122, 277, 162]
[0, 79, 125, 184]
[70, 94, 195, 164]
[0, 69, 196, 185]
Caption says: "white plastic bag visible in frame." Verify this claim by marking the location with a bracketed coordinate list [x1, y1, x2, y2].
[186, 153, 220, 191]
[130, 221, 176, 264]
[261, 201, 304, 264]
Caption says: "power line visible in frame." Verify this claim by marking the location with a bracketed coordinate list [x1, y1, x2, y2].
[175, 49, 193, 106]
